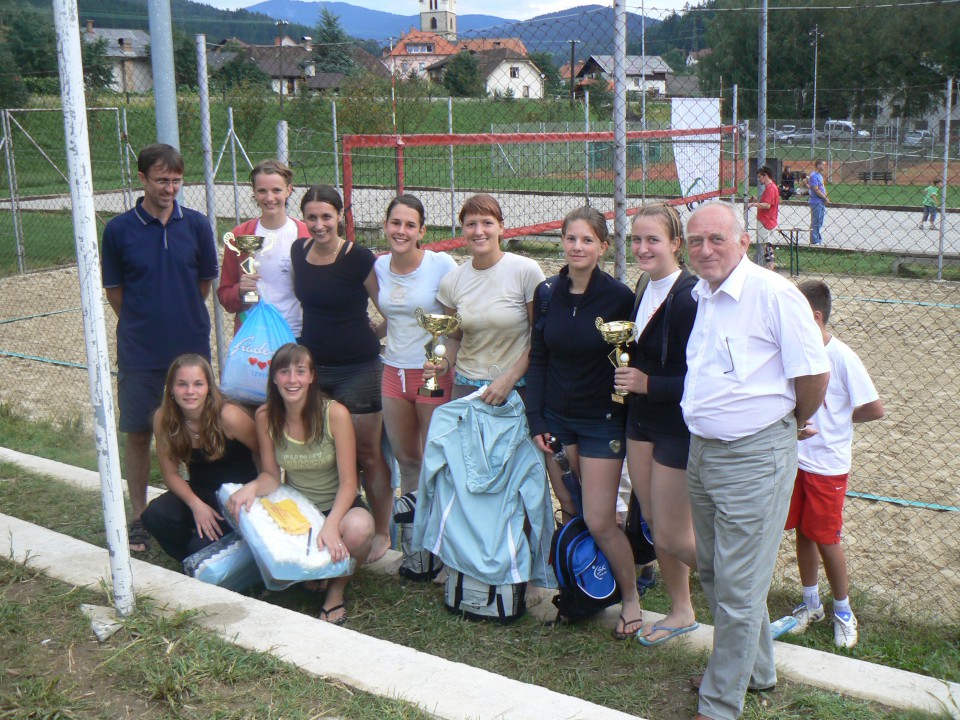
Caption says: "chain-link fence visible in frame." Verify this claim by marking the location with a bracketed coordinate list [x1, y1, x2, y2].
[1, 3, 959, 623]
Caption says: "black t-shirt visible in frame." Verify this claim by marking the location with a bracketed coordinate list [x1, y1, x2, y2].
[292, 239, 380, 366]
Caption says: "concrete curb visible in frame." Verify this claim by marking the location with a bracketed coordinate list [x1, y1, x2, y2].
[2, 447, 958, 718]
[0, 513, 638, 720]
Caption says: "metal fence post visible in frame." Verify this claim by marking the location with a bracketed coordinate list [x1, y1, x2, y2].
[147, 0, 180, 149]
[121, 108, 134, 208]
[53, 0, 135, 617]
[1, 111, 25, 274]
[332, 99, 340, 192]
[584, 91, 591, 205]
[612, 0, 628, 283]
[277, 120, 289, 166]
[228, 107, 240, 225]
[197, 33, 227, 371]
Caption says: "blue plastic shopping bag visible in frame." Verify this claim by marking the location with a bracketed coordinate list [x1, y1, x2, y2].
[220, 302, 295, 404]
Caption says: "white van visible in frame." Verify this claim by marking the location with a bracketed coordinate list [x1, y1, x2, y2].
[823, 120, 870, 139]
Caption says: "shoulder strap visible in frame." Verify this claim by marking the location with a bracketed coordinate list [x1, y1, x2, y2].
[631, 272, 651, 319]
[534, 274, 560, 332]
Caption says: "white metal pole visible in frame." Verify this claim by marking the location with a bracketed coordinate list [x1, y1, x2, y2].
[640, 0, 647, 202]
[148, 0, 179, 148]
[757, 0, 768, 167]
[448, 97, 456, 234]
[53, 0, 135, 616]
[810, 25, 820, 163]
[584, 90, 591, 204]
[196, 34, 227, 371]
[937, 77, 953, 281]
[612, 0, 628, 282]
[1, 111, 25, 273]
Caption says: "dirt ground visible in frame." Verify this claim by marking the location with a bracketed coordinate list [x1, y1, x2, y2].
[0, 264, 958, 620]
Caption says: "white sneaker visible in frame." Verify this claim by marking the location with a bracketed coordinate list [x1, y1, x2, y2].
[833, 612, 859, 648]
[788, 602, 826, 634]
[920, 223, 926, 229]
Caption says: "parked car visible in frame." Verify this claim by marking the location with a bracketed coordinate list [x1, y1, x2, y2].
[903, 130, 935, 149]
[772, 124, 797, 141]
[785, 127, 816, 144]
[823, 120, 870, 140]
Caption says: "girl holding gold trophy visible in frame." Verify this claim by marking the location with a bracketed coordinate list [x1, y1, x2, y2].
[374, 195, 458, 492]
[217, 159, 307, 337]
[427, 194, 545, 405]
[613, 204, 700, 647]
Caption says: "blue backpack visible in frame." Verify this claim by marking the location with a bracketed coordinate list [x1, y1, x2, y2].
[550, 516, 621, 621]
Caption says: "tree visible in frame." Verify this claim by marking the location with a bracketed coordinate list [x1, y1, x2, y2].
[0, 31, 28, 106]
[443, 51, 485, 98]
[211, 44, 272, 99]
[172, 31, 199, 89]
[313, 7, 355, 75]
[529, 51, 564, 96]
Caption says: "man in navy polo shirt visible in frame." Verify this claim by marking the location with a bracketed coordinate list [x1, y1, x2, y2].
[102, 143, 219, 552]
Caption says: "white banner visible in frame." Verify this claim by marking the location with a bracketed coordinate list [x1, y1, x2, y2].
[671, 98, 722, 208]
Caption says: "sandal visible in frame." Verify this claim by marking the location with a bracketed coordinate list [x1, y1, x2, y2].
[612, 613, 643, 640]
[128, 518, 150, 553]
[318, 603, 347, 626]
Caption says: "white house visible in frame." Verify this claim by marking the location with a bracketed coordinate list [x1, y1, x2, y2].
[577, 54, 671, 96]
[427, 49, 543, 99]
[82, 20, 152, 93]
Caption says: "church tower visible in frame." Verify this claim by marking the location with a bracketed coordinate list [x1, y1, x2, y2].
[420, 0, 457, 42]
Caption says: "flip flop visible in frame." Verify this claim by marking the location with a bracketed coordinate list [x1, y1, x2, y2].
[638, 622, 699, 646]
[318, 603, 347, 626]
[612, 613, 644, 640]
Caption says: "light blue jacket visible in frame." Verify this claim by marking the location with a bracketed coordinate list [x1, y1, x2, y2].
[412, 390, 557, 588]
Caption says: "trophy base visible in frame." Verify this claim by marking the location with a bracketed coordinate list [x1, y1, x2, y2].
[611, 393, 626, 404]
[241, 292, 260, 304]
[418, 386, 445, 398]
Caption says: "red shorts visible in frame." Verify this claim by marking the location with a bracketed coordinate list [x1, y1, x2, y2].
[784, 468, 848, 545]
[381, 364, 452, 406]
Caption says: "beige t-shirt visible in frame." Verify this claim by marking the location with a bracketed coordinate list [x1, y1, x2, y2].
[437, 252, 545, 382]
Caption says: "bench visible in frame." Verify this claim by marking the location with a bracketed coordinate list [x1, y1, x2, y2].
[892, 254, 960, 276]
[857, 170, 893, 184]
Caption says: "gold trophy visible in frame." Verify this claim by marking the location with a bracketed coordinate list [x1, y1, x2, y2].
[222, 232, 277, 304]
[596, 317, 638, 404]
[415, 308, 462, 398]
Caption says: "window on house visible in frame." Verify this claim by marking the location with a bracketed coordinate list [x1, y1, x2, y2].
[523, 85, 530, 97]
[407, 44, 434, 53]
[430, 0, 437, 8]
[431, 18, 437, 29]
[510, 66, 520, 78]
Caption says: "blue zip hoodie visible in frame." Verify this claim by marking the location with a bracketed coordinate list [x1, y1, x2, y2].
[412, 390, 557, 588]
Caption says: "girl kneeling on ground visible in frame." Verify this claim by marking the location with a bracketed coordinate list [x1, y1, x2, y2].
[142, 354, 259, 562]
[227, 343, 374, 625]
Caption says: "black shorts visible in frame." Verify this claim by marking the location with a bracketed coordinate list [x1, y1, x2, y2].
[626, 424, 690, 470]
[315, 358, 383, 415]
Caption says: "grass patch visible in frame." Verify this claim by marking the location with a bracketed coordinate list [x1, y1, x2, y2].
[0, 557, 432, 719]
[0, 463, 955, 719]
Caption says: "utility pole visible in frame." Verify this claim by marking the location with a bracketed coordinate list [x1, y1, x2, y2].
[276, 19, 288, 110]
[569, 39, 580, 108]
[757, 0, 768, 167]
[810, 24, 823, 162]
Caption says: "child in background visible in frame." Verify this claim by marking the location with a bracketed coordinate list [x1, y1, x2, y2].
[786, 280, 885, 649]
[920, 178, 942, 230]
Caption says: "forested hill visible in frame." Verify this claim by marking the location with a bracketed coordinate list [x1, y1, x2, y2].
[19, 0, 314, 45]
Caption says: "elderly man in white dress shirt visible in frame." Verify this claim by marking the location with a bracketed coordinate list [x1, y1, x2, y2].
[681, 203, 830, 720]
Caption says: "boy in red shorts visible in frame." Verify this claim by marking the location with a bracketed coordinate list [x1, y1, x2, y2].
[786, 280, 885, 648]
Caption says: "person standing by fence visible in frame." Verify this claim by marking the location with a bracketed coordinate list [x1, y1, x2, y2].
[809, 159, 829, 246]
[920, 178, 942, 231]
[101, 143, 219, 554]
[682, 203, 829, 720]
[749, 165, 780, 249]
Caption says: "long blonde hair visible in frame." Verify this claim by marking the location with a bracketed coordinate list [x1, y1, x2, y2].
[157, 354, 226, 463]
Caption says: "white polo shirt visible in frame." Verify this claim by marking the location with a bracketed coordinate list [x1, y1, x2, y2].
[681, 256, 829, 441]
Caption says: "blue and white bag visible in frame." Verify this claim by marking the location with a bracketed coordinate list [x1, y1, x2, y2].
[220, 302, 295, 404]
[217, 483, 355, 591]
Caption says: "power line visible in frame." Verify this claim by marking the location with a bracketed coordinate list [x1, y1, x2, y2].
[632, 0, 960, 12]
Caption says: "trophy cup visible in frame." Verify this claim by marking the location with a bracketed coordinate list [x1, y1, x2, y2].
[222, 232, 277, 304]
[415, 308, 462, 398]
[596, 317, 638, 404]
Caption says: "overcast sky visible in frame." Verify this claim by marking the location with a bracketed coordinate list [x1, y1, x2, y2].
[203, 0, 695, 22]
